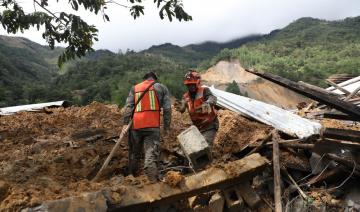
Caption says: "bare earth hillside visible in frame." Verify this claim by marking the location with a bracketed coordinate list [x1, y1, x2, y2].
[201, 60, 309, 109]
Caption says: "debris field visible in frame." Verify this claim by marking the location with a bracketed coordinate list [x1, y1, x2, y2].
[0, 102, 271, 211]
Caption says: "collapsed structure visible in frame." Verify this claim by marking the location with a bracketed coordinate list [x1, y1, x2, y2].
[0, 71, 359, 211]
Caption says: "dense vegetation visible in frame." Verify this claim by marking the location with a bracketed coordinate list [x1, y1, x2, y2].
[206, 17, 360, 87]
[225, 80, 241, 95]
[0, 36, 63, 107]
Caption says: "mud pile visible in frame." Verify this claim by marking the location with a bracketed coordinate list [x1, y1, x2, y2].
[0, 102, 270, 210]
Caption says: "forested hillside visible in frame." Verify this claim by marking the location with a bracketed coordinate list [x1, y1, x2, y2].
[2, 16, 360, 107]
[206, 17, 360, 87]
[0, 34, 258, 107]
[142, 35, 262, 66]
[0, 36, 63, 107]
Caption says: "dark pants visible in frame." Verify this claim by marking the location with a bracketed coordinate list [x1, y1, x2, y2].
[128, 128, 160, 182]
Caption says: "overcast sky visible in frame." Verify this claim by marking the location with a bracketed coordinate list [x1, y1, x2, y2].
[1, 0, 360, 52]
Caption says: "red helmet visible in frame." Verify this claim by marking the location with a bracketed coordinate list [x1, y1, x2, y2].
[184, 70, 201, 85]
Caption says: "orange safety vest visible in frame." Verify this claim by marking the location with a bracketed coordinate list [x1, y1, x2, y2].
[133, 80, 161, 129]
[183, 87, 217, 130]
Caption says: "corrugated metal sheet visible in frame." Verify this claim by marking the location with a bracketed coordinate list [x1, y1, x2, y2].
[208, 86, 322, 138]
[0, 101, 70, 116]
[326, 76, 360, 95]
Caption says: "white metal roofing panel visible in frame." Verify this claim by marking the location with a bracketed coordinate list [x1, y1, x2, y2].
[0, 101, 68, 115]
[208, 86, 322, 138]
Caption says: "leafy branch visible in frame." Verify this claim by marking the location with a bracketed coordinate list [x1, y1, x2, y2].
[0, 0, 192, 66]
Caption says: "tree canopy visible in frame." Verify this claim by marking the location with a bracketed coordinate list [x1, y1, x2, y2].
[0, 0, 192, 66]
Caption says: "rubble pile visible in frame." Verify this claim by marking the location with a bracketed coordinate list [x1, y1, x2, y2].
[0, 102, 270, 211]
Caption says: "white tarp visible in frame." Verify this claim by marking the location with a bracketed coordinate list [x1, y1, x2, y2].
[326, 76, 360, 95]
[0, 101, 69, 116]
[208, 86, 322, 138]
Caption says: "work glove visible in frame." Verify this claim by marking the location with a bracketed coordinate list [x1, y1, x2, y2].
[201, 102, 212, 114]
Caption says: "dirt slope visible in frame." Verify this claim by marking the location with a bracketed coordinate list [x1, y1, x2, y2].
[201, 60, 309, 109]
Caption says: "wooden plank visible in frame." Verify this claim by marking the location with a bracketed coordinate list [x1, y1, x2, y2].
[244, 69, 360, 119]
[272, 132, 282, 212]
[322, 111, 360, 121]
[344, 84, 360, 101]
[323, 128, 360, 142]
[109, 154, 269, 211]
[326, 79, 351, 95]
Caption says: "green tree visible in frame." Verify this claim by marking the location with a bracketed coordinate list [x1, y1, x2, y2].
[226, 80, 241, 95]
[0, 0, 192, 66]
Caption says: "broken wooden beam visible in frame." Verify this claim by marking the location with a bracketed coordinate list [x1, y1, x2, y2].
[109, 153, 269, 211]
[245, 69, 360, 119]
[322, 111, 360, 121]
[323, 128, 360, 143]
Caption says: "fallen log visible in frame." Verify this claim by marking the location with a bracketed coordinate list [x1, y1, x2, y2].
[244, 69, 360, 119]
[109, 153, 269, 211]
[299, 81, 340, 97]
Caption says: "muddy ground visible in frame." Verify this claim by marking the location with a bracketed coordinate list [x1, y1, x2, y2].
[0, 102, 270, 210]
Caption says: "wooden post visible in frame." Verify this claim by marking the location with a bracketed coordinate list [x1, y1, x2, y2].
[272, 131, 282, 212]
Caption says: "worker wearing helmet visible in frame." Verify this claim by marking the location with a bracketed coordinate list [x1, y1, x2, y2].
[122, 71, 171, 183]
[176, 70, 219, 147]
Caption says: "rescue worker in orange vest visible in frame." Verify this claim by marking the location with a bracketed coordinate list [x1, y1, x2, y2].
[176, 70, 218, 147]
[122, 71, 171, 182]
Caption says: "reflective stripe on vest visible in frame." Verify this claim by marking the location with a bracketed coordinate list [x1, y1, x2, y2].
[183, 87, 217, 130]
[133, 80, 161, 129]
